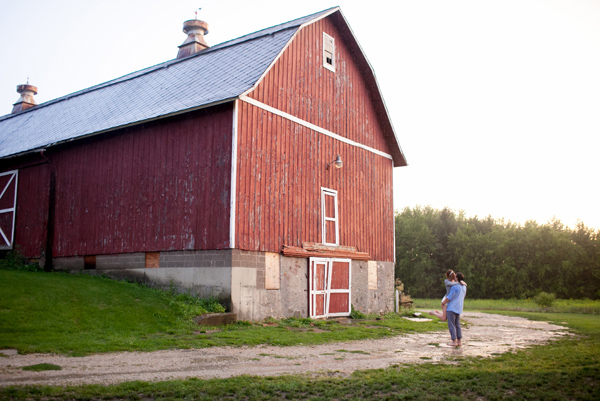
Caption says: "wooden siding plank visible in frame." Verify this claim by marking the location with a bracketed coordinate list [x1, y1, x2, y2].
[11, 164, 50, 258]
[235, 14, 395, 261]
[236, 105, 393, 261]
[250, 17, 391, 155]
[45, 104, 232, 257]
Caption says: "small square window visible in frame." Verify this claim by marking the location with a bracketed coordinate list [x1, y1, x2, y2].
[323, 32, 335, 72]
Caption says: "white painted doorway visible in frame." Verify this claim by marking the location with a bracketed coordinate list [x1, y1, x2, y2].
[309, 257, 351, 318]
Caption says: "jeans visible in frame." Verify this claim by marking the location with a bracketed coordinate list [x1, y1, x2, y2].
[447, 311, 462, 341]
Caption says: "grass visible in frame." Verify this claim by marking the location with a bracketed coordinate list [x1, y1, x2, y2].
[0, 270, 440, 356]
[413, 297, 600, 314]
[21, 364, 61, 372]
[0, 269, 228, 356]
[1, 270, 599, 400]
[2, 311, 598, 400]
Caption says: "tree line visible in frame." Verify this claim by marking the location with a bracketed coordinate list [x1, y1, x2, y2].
[395, 206, 599, 300]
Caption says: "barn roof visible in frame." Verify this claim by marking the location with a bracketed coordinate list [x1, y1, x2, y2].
[0, 7, 406, 166]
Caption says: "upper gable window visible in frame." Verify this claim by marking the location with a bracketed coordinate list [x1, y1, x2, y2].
[323, 32, 335, 72]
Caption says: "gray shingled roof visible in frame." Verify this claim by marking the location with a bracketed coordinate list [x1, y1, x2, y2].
[0, 8, 336, 159]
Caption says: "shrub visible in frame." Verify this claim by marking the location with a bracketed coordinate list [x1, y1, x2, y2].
[534, 292, 556, 308]
[350, 305, 366, 319]
[0, 250, 42, 272]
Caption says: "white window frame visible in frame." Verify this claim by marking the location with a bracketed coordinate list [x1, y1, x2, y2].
[321, 187, 339, 246]
[323, 32, 335, 72]
[0, 170, 18, 250]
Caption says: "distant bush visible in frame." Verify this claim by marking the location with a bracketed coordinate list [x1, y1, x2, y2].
[534, 292, 556, 308]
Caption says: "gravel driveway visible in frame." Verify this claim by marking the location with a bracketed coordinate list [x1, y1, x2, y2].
[0, 312, 570, 387]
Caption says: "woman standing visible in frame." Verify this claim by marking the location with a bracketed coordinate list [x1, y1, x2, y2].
[428, 270, 466, 321]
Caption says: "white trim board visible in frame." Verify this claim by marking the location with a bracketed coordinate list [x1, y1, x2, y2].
[229, 100, 239, 248]
[239, 95, 393, 161]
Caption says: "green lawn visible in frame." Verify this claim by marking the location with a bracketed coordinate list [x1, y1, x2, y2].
[0, 269, 440, 356]
[2, 310, 599, 400]
[1, 269, 599, 400]
[413, 297, 600, 315]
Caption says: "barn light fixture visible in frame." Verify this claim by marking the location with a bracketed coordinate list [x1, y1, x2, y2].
[327, 154, 343, 170]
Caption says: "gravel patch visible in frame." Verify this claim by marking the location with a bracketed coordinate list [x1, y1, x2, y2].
[0, 312, 570, 387]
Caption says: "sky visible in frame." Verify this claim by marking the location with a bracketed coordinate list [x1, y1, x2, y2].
[0, 0, 598, 230]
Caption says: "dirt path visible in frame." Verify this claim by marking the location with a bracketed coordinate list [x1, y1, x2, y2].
[0, 312, 570, 387]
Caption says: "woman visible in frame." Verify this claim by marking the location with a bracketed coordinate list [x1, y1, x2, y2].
[428, 270, 466, 321]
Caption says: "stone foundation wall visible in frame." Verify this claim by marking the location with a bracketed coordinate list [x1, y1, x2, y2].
[52, 251, 394, 321]
[350, 260, 394, 315]
[97, 253, 145, 269]
[53, 256, 85, 270]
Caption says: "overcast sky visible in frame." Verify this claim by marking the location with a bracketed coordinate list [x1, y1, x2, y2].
[1, 0, 598, 229]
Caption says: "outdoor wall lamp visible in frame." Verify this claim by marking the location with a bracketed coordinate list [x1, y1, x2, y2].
[327, 154, 343, 170]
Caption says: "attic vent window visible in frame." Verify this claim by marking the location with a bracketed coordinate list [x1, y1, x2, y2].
[323, 32, 335, 72]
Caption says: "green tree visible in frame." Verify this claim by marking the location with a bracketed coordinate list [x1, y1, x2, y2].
[394, 207, 439, 297]
[395, 206, 599, 300]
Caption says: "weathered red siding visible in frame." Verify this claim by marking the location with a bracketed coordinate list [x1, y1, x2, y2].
[236, 14, 395, 262]
[46, 103, 233, 257]
[13, 164, 51, 258]
[249, 15, 393, 156]
[235, 103, 394, 262]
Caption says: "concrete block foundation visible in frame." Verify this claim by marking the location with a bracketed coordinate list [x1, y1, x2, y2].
[53, 250, 394, 321]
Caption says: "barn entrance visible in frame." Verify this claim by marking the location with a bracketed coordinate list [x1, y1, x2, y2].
[309, 257, 351, 318]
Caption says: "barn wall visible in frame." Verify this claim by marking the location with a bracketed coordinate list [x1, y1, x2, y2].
[235, 102, 394, 262]
[351, 260, 395, 315]
[13, 164, 52, 258]
[57, 249, 234, 308]
[239, 14, 396, 262]
[248, 15, 392, 156]
[0, 158, 52, 259]
[47, 103, 233, 257]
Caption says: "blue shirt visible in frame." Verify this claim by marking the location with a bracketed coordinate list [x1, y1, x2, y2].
[446, 283, 466, 314]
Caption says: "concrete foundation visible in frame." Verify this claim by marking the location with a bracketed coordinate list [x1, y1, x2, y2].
[53, 250, 394, 321]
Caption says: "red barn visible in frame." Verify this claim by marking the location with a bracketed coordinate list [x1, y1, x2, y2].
[0, 7, 407, 320]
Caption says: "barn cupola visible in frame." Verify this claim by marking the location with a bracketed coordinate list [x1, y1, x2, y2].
[177, 19, 210, 59]
[12, 83, 38, 114]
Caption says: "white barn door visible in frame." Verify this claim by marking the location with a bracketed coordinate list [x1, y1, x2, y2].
[0, 170, 18, 250]
[309, 257, 351, 318]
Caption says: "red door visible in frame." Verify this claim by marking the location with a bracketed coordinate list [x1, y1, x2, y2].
[0, 170, 18, 250]
[309, 258, 351, 318]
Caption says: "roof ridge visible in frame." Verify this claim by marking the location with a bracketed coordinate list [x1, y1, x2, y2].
[0, 7, 337, 123]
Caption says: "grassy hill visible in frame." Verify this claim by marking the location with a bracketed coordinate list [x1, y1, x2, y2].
[0, 269, 224, 356]
[1, 269, 599, 400]
[0, 269, 442, 356]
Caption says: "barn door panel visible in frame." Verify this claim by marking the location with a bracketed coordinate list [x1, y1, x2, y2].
[327, 260, 351, 316]
[309, 257, 351, 318]
[0, 170, 18, 250]
[310, 258, 329, 318]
